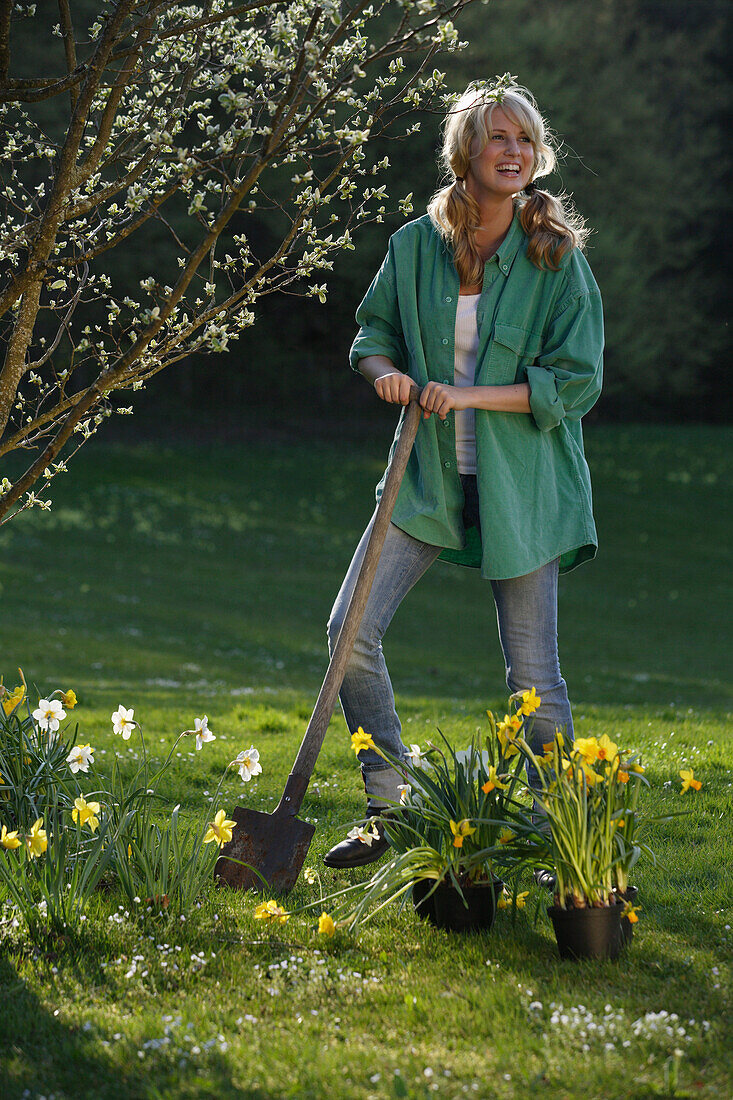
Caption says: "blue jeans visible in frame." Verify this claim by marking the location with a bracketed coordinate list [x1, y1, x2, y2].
[327, 511, 573, 808]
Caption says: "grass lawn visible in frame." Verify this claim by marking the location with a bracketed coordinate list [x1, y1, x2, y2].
[0, 423, 731, 1100]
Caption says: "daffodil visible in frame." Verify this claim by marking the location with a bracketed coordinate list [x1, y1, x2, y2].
[203, 809, 236, 847]
[1, 824, 20, 849]
[497, 892, 510, 909]
[397, 783, 411, 804]
[481, 766, 508, 794]
[617, 769, 630, 784]
[518, 687, 541, 716]
[25, 817, 47, 858]
[33, 698, 66, 733]
[572, 736, 600, 766]
[497, 714, 522, 757]
[407, 743, 427, 768]
[66, 743, 94, 774]
[347, 824, 379, 847]
[542, 731, 564, 755]
[679, 768, 702, 794]
[193, 715, 216, 750]
[233, 747, 262, 782]
[2, 684, 25, 716]
[629, 762, 645, 774]
[72, 796, 101, 832]
[303, 868, 317, 885]
[318, 912, 336, 937]
[514, 891, 529, 910]
[61, 689, 77, 709]
[254, 899, 289, 924]
[449, 819, 476, 849]
[350, 726, 376, 756]
[595, 733, 618, 764]
[111, 704, 136, 740]
[622, 901, 640, 924]
[498, 828, 515, 846]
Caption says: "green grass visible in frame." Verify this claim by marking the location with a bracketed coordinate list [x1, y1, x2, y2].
[0, 424, 731, 1099]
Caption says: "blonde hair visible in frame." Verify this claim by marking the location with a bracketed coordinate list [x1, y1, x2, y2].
[427, 80, 589, 283]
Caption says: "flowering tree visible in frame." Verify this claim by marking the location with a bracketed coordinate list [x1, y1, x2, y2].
[0, 0, 478, 522]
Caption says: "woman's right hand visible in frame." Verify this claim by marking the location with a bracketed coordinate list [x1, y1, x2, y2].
[374, 371, 417, 406]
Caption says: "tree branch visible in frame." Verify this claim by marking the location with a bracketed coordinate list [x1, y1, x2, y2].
[57, 0, 79, 111]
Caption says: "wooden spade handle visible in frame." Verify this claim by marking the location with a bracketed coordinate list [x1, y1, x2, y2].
[276, 393, 423, 816]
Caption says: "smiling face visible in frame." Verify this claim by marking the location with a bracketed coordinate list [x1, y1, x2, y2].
[466, 105, 535, 201]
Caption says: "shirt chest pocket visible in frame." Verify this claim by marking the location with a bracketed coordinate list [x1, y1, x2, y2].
[479, 322, 544, 386]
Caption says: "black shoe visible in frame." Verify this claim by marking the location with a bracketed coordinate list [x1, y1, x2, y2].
[533, 868, 556, 892]
[323, 814, 390, 869]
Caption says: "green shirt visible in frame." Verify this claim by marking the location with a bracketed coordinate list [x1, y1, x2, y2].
[349, 210, 604, 580]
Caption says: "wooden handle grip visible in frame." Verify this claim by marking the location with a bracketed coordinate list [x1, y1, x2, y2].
[277, 394, 422, 815]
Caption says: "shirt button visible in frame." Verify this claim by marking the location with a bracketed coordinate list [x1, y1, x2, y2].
[443, 460, 451, 469]
[442, 378, 450, 385]
[502, 263, 508, 272]
[441, 337, 449, 345]
[445, 296, 452, 303]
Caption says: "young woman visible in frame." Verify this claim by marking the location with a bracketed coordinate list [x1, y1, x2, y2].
[324, 78, 604, 869]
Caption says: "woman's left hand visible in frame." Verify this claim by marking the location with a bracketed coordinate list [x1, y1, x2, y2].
[419, 381, 468, 420]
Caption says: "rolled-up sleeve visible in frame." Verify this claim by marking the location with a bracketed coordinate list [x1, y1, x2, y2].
[526, 289, 604, 432]
[349, 240, 408, 373]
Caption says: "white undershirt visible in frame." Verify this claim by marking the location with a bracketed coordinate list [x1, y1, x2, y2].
[453, 293, 480, 475]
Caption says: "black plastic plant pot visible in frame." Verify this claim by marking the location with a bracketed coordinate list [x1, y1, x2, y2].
[618, 885, 639, 948]
[548, 902, 622, 961]
[412, 878, 504, 933]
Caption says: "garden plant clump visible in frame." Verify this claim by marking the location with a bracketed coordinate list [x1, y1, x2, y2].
[0, 674, 261, 944]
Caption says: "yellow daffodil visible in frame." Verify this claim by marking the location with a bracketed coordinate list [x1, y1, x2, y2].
[497, 892, 510, 909]
[497, 714, 522, 758]
[254, 899, 289, 924]
[449, 819, 476, 848]
[350, 726, 376, 757]
[203, 809, 236, 847]
[515, 891, 529, 910]
[679, 769, 702, 794]
[25, 818, 47, 859]
[595, 733, 619, 764]
[2, 684, 25, 716]
[617, 769, 630, 784]
[542, 731, 564, 754]
[498, 713, 522, 738]
[572, 736, 600, 766]
[318, 912, 336, 937]
[482, 766, 508, 794]
[622, 901, 641, 924]
[71, 796, 101, 832]
[498, 828, 515, 846]
[518, 687, 541, 717]
[61, 689, 77, 709]
[629, 762, 645, 774]
[1, 824, 21, 849]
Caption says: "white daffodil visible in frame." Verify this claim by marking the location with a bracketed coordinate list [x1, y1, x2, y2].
[347, 825, 379, 847]
[407, 744, 427, 769]
[66, 743, 94, 774]
[194, 715, 216, 750]
[33, 698, 66, 733]
[397, 783, 411, 804]
[111, 705, 136, 740]
[233, 746, 262, 782]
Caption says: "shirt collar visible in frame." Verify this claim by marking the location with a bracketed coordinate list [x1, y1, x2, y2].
[492, 210, 524, 276]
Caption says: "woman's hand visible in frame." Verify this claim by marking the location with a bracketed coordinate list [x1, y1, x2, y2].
[419, 380, 468, 420]
[374, 371, 418, 406]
